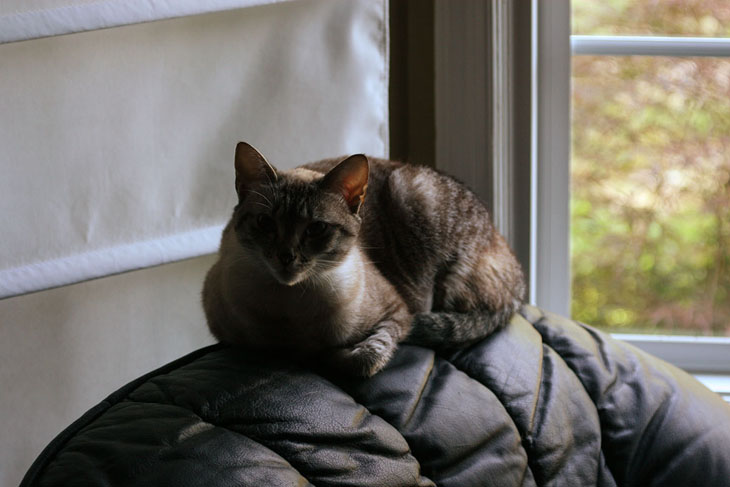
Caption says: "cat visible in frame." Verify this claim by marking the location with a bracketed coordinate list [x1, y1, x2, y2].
[202, 142, 526, 377]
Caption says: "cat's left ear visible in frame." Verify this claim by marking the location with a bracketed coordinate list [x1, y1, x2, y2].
[322, 154, 369, 214]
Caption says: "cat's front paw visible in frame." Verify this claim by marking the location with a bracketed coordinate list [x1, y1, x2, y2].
[327, 342, 393, 378]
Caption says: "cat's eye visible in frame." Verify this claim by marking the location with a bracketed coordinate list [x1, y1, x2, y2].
[256, 214, 275, 233]
[305, 221, 328, 238]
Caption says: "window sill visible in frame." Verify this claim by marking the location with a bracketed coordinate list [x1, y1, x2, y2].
[612, 334, 730, 374]
[694, 374, 730, 403]
[611, 333, 730, 402]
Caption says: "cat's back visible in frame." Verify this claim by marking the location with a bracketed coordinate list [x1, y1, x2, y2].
[366, 159, 494, 242]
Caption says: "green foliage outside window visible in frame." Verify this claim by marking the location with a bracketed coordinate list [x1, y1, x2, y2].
[571, 0, 730, 335]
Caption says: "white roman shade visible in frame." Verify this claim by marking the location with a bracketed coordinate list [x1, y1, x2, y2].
[0, 0, 290, 44]
[0, 0, 390, 298]
[1, 2, 389, 484]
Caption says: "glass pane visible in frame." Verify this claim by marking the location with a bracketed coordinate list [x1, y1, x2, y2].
[571, 55, 730, 336]
[572, 0, 730, 37]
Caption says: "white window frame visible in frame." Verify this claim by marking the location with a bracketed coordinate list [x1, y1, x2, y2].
[531, 1, 730, 377]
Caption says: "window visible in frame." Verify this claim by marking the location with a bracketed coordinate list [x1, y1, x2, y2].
[571, 1, 730, 338]
[530, 1, 730, 390]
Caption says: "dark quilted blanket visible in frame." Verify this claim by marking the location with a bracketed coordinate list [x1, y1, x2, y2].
[21, 305, 730, 486]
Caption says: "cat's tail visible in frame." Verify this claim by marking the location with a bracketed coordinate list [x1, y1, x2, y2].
[406, 301, 520, 350]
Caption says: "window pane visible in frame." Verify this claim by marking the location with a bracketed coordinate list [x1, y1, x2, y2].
[571, 55, 730, 336]
[572, 0, 730, 37]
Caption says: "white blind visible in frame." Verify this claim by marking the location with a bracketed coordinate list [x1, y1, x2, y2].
[0, 0, 390, 298]
[0, 0, 290, 44]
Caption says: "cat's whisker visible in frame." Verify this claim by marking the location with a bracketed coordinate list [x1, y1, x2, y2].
[244, 189, 273, 208]
[299, 284, 309, 299]
[263, 168, 276, 188]
[251, 201, 272, 210]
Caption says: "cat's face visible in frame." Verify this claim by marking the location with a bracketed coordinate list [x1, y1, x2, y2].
[233, 175, 360, 285]
[231, 143, 368, 286]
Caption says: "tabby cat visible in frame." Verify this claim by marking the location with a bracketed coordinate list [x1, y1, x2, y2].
[202, 142, 525, 377]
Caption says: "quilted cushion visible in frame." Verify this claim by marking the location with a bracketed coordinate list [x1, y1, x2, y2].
[21, 305, 730, 486]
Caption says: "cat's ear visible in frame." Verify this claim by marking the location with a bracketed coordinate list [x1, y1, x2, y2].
[234, 142, 277, 199]
[322, 154, 369, 214]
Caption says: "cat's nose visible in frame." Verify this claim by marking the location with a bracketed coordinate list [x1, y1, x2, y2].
[278, 251, 295, 267]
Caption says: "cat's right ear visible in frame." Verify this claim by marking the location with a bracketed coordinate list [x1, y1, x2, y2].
[234, 142, 278, 199]
[321, 154, 369, 214]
